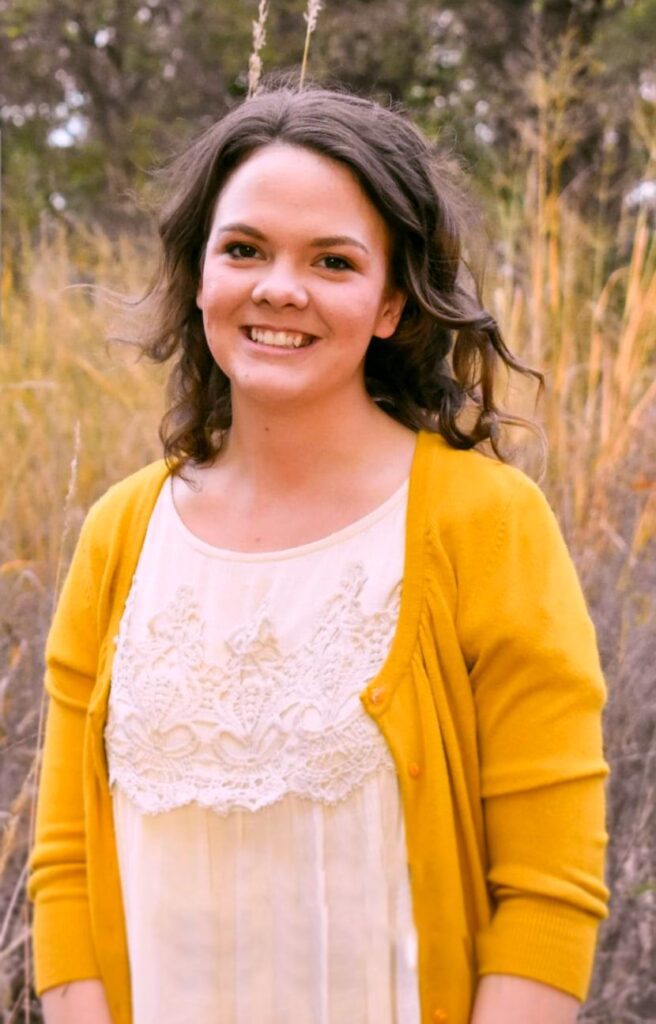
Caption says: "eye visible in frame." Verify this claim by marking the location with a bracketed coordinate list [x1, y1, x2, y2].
[221, 243, 353, 272]
[318, 255, 353, 272]
[223, 242, 259, 259]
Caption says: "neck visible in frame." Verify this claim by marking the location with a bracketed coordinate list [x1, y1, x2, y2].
[213, 389, 406, 499]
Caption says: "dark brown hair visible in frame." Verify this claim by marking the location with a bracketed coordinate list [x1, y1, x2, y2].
[130, 68, 545, 477]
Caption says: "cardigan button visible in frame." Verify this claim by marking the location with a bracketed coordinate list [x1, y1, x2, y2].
[432, 1009, 448, 1023]
[408, 761, 422, 778]
[370, 686, 386, 705]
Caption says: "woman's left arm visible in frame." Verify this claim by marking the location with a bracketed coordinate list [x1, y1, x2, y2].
[457, 470, 611, 1008]
[470, 974, 580, 1024]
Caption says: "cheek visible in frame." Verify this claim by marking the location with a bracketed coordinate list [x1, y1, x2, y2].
[331, 290, 383, 334]
[199, 267, 246, 307]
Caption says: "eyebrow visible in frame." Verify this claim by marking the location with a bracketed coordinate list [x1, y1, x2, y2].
[216, 222, 370, 255]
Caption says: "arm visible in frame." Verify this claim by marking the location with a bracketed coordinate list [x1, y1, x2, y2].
[41, 980, 113, 1024]
[457, 471, 610, 1003]
[470, 974, 580, 1024]
[27, 506, 106, 999]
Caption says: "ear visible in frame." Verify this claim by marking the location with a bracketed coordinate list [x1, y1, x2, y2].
[196, 247, 208, 309]
[196, 266, 206, 310]
[374, 288, 407, 339]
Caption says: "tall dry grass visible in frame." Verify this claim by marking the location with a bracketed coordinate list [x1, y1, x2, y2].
[0, 222, 165, 1020]
[1, 52, 655, 1024]
[484, 42, 656, 1020]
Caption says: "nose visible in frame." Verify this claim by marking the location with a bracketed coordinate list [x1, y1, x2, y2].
[250, 259, 309, 308]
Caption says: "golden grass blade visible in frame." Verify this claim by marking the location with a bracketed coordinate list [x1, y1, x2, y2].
[247, 0, 270, 100]
[299, 0, 323, 90]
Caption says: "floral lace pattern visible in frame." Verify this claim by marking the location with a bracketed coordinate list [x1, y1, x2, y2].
[105, 561, 401, 816]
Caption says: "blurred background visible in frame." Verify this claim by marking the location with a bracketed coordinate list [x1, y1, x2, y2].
[1, 0, 655, 1020]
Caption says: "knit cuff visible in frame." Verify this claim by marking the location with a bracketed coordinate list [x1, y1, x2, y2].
[31, 896, 102, 996]
[474, 897, 603, 1001]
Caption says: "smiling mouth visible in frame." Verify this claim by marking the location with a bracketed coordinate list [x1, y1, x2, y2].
[243, 326, 318, 349]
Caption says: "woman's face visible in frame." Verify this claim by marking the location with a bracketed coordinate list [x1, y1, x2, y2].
[197, 142, 406, 414]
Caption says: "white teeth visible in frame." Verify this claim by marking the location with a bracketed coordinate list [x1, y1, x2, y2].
[249, 327, 314, 348]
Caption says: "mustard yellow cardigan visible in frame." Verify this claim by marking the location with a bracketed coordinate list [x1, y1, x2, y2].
[28, 430, 610, 1024]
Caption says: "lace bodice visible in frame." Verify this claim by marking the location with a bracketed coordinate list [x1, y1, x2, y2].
[105, 474, 410, 815]
[106, 559, 401, 815]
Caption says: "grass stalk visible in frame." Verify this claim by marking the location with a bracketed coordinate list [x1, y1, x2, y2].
[299, 0, 323, 90]
[247, 0, 270, 99]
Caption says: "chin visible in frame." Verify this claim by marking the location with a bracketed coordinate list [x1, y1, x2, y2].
[231, 379, 321, 404]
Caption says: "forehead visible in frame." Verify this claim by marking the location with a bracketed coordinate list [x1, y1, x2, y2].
[210, 143, 390, 248]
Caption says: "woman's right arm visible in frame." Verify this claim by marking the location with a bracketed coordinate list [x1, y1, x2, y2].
[41, 980, 113, 1024]
[27, 505, 108, 1008]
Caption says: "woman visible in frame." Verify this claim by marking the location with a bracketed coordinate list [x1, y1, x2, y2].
[29, 74, 610, 1024]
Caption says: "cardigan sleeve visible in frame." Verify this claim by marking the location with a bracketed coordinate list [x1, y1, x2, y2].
[459, 471, 610, 1001]
[27, 506, 104, 994]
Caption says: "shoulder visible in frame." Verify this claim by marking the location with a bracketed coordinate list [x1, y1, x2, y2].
[422, 431, 549, 524]
[421, 434, 589, 633]
[419, 432, 563, 581]
[47, 458, 173, 649]
[81, 457, 171, 549]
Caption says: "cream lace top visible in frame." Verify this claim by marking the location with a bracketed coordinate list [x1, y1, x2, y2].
[104, 470, 421, 1024]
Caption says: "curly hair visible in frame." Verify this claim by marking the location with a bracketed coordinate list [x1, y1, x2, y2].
[128, 68, 545, 478]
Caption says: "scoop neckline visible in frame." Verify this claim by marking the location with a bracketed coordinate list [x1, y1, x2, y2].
[166, 463, 411, 562]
